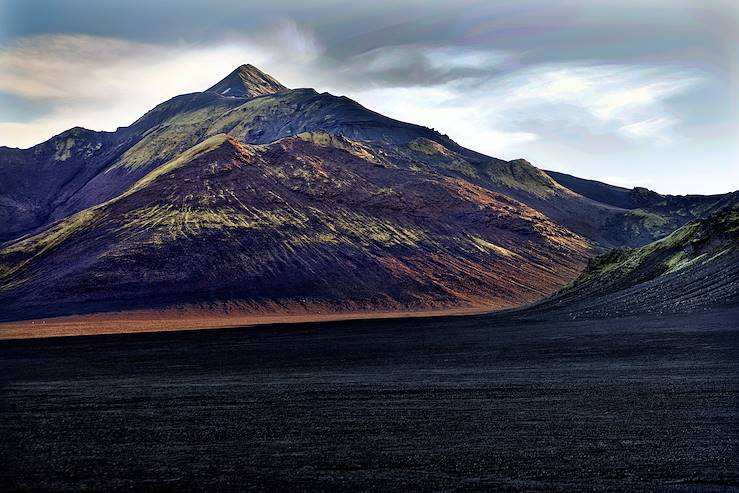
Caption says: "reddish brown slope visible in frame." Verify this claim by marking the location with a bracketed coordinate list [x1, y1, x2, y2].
[0, 133, 591, 322]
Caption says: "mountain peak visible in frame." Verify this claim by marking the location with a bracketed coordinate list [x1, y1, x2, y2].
[205, 64, 288, 98]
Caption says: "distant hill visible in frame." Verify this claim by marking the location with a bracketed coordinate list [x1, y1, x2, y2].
[546, 169, 734, 214]
[544, 170, 636, 209]
[543, 170, 737, 246]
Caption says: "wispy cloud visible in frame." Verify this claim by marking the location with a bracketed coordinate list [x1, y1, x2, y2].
[349, 84, 537, 156]
[618, 117, 677, 142]
[337, 44, 515, 88]
[480, 64, 699, 142]
[344, 53, 701, 155]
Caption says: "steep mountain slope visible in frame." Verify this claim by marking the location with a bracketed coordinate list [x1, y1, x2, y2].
[0, 66, 494, 240]
[0, 91, 244, 241]
[527, 202, 739, 318]
[0, 65, 281, 240]
[0, 134, 589, 321]
[0, 127, 129, 241]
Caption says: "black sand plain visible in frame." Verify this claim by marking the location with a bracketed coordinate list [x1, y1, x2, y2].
[2, 308, 738, 491]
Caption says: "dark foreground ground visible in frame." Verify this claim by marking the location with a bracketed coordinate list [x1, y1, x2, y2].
[1, 308, 738, 492]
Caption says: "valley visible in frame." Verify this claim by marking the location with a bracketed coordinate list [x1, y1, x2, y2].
[2, 307, 737, 491]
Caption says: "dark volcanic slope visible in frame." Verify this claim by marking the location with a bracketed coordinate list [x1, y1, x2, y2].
[0, 127, 129, 241]
[544, 170, 636, 209]
[528, 203, 739, 319]
[2, 309, 738, 491]
[0, 134, 589, 320]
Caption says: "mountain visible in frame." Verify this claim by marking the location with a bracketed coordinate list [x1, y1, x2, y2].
[526, 202, 739, 319]
[0, 70, 493, 243]
[3, 66, 730, 249]
[0, 64, 735, 324]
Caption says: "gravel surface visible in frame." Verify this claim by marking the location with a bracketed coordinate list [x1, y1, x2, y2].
[1, 309, 738, 491]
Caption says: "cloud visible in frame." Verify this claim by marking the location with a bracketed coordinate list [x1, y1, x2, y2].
[0, 21, 322, 147]
[0, 31, 705, 153]
[343, 57, 700, 157]
[337, 44, 515, 88]
[618, 117, 677, 142]
[493, 64, 699, 141]
[349, 85, 537, 156]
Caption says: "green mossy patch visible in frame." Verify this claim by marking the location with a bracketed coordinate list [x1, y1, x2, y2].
[408, 138, 479, 178]
[0, 209, 100, 284]
[625, 209, 669, 232]
[123, 134, 236, 196]
[484, 160, 560, 198]
[468, 236, 516, 257]
[118, 104, 237, 170]
[121, 204, 309, 242]
[297, 132, 379, 163]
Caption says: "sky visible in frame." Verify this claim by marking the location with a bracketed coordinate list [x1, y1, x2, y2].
[0, 0, 737, 195]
